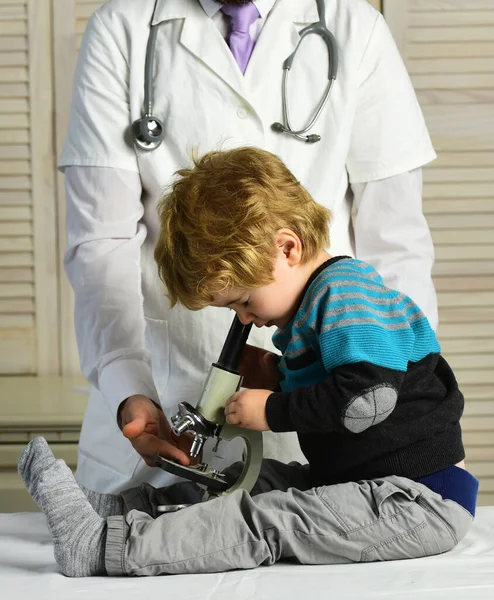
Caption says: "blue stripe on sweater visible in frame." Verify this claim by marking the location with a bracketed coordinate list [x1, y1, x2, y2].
[319, 324, 414, 372]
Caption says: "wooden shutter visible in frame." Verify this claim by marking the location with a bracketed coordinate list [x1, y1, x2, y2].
[384, 0, 494, 506]
[0, 0, 58, 374]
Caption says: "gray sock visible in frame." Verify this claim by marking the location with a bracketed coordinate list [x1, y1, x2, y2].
[81, 486, 124, 519]
[18, 437, 107, 577]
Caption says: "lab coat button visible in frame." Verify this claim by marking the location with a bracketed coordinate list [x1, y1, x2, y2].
[237, 107, 248, 119]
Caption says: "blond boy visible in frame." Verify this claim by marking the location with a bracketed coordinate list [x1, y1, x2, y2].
[19, 148, 477, 577]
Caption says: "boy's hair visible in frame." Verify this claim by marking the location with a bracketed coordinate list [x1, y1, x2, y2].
[155, 147, 331, 310]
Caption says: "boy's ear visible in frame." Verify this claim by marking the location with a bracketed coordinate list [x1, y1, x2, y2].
[275, 228, 302, 266]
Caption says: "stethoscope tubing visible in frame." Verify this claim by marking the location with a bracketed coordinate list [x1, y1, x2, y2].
[132, 0, 338, 149]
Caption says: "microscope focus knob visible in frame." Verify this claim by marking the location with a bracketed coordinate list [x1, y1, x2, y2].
[171, 414, 194, 435]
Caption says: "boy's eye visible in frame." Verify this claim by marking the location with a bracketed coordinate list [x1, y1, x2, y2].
[243, 300, 249, 307]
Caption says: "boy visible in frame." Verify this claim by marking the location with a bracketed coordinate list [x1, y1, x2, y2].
[19, 147, 478, 577]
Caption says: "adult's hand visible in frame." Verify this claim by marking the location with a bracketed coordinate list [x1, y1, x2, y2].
[119, 395, 193, 467]
[239, 344, 281, 390]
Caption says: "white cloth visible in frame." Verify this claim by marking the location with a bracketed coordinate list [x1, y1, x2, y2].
[2, 509, 494, 599]
[59, 0, 437, 493]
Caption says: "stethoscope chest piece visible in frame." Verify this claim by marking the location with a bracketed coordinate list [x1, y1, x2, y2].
[131, 114, 164, 151]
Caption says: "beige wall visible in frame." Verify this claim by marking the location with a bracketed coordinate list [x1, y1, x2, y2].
[0, 0, 492, 502]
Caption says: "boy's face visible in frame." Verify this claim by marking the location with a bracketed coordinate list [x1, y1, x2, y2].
[212, 233, 308, 329]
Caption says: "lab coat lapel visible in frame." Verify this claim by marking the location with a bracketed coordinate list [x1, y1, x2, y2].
[244, 0, 319, 107]
[179, 0, 248, 102]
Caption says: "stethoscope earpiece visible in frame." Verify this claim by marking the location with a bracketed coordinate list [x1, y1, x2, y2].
[131, 115, 164, 151]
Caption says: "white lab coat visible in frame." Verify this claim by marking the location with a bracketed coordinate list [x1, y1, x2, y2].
[59, 0, 437, 493]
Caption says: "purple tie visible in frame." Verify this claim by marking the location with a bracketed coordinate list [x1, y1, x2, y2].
[221, 2, 260, 74]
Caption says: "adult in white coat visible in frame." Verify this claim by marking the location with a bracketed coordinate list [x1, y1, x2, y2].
[59, 0, 438, 494]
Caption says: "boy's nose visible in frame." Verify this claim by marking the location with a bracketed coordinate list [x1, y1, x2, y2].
[236, 310, 254, 326]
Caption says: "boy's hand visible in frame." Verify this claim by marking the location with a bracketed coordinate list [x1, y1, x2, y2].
[224, 389, 271, 431]
[239, 344, 281, 390]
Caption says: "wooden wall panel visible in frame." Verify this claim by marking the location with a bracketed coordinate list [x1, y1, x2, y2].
[0, 0, 59, 374]
[384, 0, 494, 507]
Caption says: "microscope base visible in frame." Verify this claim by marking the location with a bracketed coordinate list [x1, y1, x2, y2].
[153, 455, 229, 492]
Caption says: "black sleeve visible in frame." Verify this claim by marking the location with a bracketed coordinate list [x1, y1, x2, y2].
[265, 361, 406, 434]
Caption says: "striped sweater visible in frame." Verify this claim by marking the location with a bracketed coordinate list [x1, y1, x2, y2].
[265, 256, 465, 486]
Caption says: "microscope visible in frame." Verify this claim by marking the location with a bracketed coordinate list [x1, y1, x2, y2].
[154, 315, 263, 501]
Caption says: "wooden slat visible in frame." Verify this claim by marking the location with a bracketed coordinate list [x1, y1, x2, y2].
[0, 175, 30, 190]
[409, 26, 494, 43]
[0, 145, 29, 159]
[413, 73, 494, 89]
[0, 5, 25, 19]
[434, 276, 494, 291]
[463, 431, 494, 446]
[476, 478, 494, 492]
[418, 89, 494, 105]
[0, 205, 30, 220]
[424, 167, 493, 182]
[29, 0, 60, 374]
[448, 354, 494, 370]
[0, 98, 28, 113]
[0, 267, 32, 282]
[0, 252, 32, 267]
[409, 57, 494, 75]
[0, 113, 29, 129]
[427, 214, 494, 229]
[0, 130, 29, 144]
[424, 198, 494, 212]
[461, 385, 494, 400]
[0, 67, 27, 82]
[432, 230, 494, 245]
[411, 1, 494, 11]
[0, 282, 33, 297]
[469, 463, 494, 478]
[455, 370, 494, 385]
[0, 37, 27, 52]
[0, 160, 29, 175]
[0, 314, 33, 328]
[54, 0, 79, 374]
[465, 447, 494, 462]
[0, 82, 28, 97]
[442, 338, 494, 354]
[429, 152, 494, 168]
[422, 105, 494, 150]
[437, 291, 494, 307]
[410, 11, 494, 26]
[435, 246, 494, 261]
[0, 222, 31, 235]
[0, 22, 26, 36]
[0, 297, 34, 312]
[433, 261, 494, 276]
[439, 307, 494, 323]
[464, 402, 494, 418]
[478, 493, 494, 506]
[437, 323, 494, 339]
[461, 416, 494, 431]
[0, 191, 30, 205]
[0, 236, 32, 252]
[0, 52, 28, 68]
[409, 41, 494, 59]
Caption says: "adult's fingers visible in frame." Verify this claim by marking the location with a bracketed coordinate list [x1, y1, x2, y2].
[122, 415, 148, 440]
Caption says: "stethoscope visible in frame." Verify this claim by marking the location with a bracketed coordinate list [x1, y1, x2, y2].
[131, 0, 338, 151]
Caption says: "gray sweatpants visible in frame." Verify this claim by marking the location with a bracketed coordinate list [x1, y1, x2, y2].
[105, 460, 473, 576]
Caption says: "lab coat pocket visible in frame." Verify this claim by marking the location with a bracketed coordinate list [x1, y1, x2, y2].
[144, 317, 170, 404]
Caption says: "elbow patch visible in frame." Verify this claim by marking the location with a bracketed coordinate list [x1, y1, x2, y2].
[342, 385, 398, 433]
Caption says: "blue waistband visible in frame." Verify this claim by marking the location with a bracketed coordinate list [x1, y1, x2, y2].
[416, 466, 479, 516]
